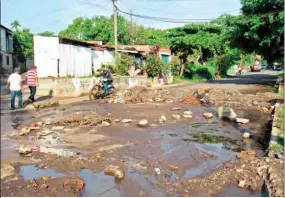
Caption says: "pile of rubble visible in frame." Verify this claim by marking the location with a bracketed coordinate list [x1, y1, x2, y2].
[54, 112, 112, 127]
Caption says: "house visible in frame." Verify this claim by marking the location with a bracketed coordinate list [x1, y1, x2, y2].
[0, 25, 13, 73]
[33, 35, 172, 78]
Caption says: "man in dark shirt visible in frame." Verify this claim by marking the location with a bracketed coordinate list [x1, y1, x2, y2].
[102, 68, 111, 95]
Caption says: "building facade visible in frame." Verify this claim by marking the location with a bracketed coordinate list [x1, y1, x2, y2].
[0, 25, 13, 74]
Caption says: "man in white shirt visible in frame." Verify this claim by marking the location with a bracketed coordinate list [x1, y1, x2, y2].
[6, 67, 23, 110]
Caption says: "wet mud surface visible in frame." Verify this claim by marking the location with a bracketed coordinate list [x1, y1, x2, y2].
[1, 101, 272, 196]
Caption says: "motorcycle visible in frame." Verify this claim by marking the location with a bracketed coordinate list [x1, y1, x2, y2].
[89, 78, 115, 100]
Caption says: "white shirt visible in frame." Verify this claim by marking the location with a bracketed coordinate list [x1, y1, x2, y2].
[8, 73, 22, 91]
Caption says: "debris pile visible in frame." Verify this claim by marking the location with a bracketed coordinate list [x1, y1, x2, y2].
[54, 112, 112, 127]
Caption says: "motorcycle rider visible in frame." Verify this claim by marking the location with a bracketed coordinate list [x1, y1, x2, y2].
[102, 67, 112, 96]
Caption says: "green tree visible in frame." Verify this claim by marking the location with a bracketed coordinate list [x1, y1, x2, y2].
[224, 0, 284, 63]
[168, 24, 225, 75]
[38, 31, 55, 36]
[58, 17, 85, 39]
[13, 28, 33, 63]
[11, 20, 21, 30]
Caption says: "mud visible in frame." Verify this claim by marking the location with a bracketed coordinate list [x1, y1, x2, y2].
[1, 98, 273, 197]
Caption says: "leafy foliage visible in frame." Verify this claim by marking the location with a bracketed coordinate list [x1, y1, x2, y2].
[13, 28, 33, 63]
[168, 24, 224, 61]
[10, 20, 21, 29]
[59, 15, 170, 47]
[145, 55, 165, 78]
[38, 31, 55, 36]
[220, 0, 284, 63]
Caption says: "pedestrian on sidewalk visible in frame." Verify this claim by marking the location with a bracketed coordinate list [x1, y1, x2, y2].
[6, 67, 23, 110]
[25, 66, 39, 103]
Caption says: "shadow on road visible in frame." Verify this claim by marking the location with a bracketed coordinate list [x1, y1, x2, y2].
[208, 73, 278, 86]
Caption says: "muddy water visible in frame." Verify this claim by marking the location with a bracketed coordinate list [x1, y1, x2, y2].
[1, 102, 270, 196]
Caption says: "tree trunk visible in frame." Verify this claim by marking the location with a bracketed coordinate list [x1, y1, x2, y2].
[179, 59, 185, 76]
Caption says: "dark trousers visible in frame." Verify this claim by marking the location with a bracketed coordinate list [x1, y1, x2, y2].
[11, 91, 23, 109]
[28, 86, 37, 102]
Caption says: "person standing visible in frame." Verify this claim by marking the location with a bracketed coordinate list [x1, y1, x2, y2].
[6, 67, 23, 110]
[25, 66, 39, 103]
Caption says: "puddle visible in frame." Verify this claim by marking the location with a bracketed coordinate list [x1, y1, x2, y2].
[19, 164, 65, 180]
[186, 133, 242, 152]
[80, 169, 121, 197]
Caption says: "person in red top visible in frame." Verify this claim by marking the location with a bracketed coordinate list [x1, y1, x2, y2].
[25, 66, 39, 103]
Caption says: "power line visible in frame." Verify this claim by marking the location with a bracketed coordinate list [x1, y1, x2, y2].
[117, 7, 215, 23]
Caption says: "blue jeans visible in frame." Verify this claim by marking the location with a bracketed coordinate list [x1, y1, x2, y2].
[28, 86, 37, 102]
[11, 90, 23, 109]
[103, 81, 109, 95]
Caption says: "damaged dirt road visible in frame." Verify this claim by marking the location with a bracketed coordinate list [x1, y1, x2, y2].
[1, 71, 284, 197]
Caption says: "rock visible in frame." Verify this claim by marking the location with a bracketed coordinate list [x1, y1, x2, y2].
[150, 124, 157, 127]
[236, 118, 250, 124]
[171, 107, 182, 111]
[236, 169, 243, 173]
[165, 99, 174, 103]
[1, 164, 15, 179]
[138, 119, 148, 127]
[40, 184, 48, 189]
[104, 165, 120, 175]
[172, 114, 181, 120]
[265, 158, 270, 163]
[45, 121, 52, 125]
[242, 132, 251, 138]
[237, 151, 256, 160]
[51, 126, 65, 130]
[19, 127, 31, 136]
[218, 106, 237, 120]
[161, 115, 167, 122]
[203, 112, 213, 119]
[36, 121, 43, 127]
[114, 169, 125, 180]
[238, 180, 246, 188]
[62, 178, 84, 194]
[42, 176, 50, 183]
[183, 115, 193, 119]
[102, 121, 110, 127]
[38, 164, 46, 169]
[139, 191, 146, 196]
[121, 119, 132, 124]
[18, 144, 32, 154]
[173, 183, 180, 188]
[184, 111, 192, 115]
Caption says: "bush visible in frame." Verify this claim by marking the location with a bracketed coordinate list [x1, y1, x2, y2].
[170, 59, 180, 76]
[184, 61, 215, 81]
[145, 55, 165, 78]
[101, 54, 135, 76]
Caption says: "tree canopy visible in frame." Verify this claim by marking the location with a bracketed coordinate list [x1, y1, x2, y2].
[222, 0, 284, 63]
[13, 27, 33, 63]
[58, 15, 170, 47]
[38, 31, 55, 36]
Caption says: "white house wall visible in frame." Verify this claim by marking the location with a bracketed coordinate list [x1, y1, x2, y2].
[59, 44, 92, 77]
[34, 35, 60, 77]
[92, 49, 115, 71]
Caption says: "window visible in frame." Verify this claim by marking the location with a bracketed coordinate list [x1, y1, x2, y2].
[6, 56, 9, 65]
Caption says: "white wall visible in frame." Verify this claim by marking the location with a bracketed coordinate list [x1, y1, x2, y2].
[0, 28, 7, 52]
[92, 49, 115, 71]
[59, 44, 92, 77]
[34, 35, 60, 77]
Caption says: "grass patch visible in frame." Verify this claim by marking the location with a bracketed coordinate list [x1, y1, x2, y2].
[271, 144, 283, 152]
[278, 106, 284, 117]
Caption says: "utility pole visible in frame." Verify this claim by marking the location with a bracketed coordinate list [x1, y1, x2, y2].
[130, 10, 135, 45]
[113, 0, 118, 60]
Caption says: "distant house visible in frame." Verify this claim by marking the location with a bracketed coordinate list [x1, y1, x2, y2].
[33, 35, 172, 78]
[0, 25, 13, 73]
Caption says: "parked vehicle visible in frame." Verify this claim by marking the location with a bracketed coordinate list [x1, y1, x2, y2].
[250, 65, 262, 72]
[89, 78, 115, 100]
[261, 64, 268, 70]
[273, 65, 283, 71]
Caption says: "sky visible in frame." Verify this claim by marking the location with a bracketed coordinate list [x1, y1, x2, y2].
[1, 0, 242, 34]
